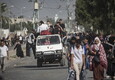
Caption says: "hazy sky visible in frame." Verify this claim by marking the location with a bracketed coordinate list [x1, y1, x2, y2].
[1, 0, 75, 20]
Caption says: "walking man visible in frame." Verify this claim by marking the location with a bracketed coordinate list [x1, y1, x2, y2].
[70, 40, 85, 80]
[0, 40, 9, 72]
[26, 30, 36, 59]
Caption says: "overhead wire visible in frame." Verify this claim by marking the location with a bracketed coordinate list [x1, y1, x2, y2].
[4, 0, 75, 19]
[7, 0, 34, 17]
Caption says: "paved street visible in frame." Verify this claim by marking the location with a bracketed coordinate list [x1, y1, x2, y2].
[0, 55, 112, 80]
[0, 0, 115, 80]
[0, 46, 111, 80]
[0, 55, 92, 80]
[0, 45, 110, 80]
[2, 57, 68, 80]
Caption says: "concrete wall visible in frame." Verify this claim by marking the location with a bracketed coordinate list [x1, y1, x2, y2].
[0, 29, 9, 38]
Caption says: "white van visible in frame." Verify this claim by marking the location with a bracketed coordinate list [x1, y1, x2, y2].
[36, 34, 65, 67]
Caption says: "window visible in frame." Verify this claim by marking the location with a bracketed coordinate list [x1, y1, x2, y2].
[37, 36, 60, 45]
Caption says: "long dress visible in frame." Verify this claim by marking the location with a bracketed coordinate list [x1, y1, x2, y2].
[90, 44, 107, 80]
[14, 43, 24, 58]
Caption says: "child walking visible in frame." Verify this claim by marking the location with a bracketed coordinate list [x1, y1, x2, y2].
[0, 40, 9, 72]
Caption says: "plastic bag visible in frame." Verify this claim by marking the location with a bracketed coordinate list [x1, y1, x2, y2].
[67, 69, 76, 80]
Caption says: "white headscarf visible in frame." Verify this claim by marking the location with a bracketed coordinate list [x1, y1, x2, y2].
[94, 37, 101, 50]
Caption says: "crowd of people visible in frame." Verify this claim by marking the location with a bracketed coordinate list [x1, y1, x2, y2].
[0, 19, 66, 74]
[25, 18, 115, 80]
[63, 32, 115, 80]
[0, 18, 115, 80]
[0, 34, 25, 73]
[26, 19, 66, 59]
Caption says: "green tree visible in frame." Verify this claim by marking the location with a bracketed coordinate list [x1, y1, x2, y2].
[0, 3, 11, 29]
[75, 0, 115, 34]
[10, 21, 33, 32]
[1, 3, 7, 13]
[25, 21, 33, 32]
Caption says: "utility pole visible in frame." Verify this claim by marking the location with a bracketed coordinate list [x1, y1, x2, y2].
[8, 9, 11, 32]
[8, 5, 14, 32]
[60, 0, 70, 28]
[20, 7, 25, 31]
[21, 8, 23, 31]
[66, 0, 70, 28]
[33, 0, 39, 30]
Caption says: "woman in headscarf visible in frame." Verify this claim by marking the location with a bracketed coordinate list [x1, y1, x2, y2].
[90, 37, 107, 80]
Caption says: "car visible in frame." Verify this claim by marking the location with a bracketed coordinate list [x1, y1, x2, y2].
[36, 34, 65, 67]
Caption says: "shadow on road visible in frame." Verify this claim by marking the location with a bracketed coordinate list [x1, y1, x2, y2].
[15, 64, 68, 70]
[87, 77, 93, 79]
[0, 75, 4, 80]
[86, 76, 110, 80]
